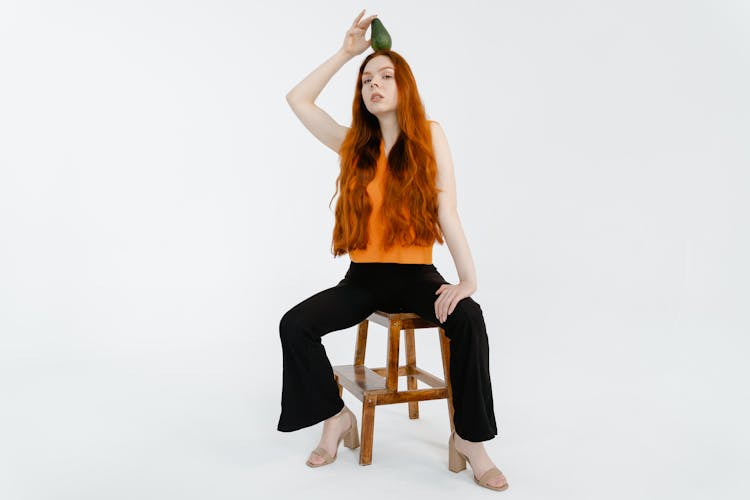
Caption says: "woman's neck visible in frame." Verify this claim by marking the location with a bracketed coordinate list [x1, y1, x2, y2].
[377, 115, 400, 154]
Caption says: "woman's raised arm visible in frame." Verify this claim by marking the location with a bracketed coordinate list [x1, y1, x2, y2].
[285, 10, 378, 154]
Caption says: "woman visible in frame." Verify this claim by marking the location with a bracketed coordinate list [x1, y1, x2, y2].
[278, 9, 509, 492]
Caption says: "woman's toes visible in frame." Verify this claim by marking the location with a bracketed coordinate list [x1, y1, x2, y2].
[308, 451, 324, 465]
[489, 474, 507, 488]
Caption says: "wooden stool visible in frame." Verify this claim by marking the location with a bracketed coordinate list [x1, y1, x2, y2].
[332, 310, 455, 465]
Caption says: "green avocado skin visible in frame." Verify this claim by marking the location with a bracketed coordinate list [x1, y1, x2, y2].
[370, 18, 392, 50]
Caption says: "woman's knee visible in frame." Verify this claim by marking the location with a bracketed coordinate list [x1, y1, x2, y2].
[456, 296, 482, 317]
[279, 308, 305, 343]
[446, 297, 484, 331]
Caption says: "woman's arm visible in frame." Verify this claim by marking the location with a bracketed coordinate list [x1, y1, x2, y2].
[285, 11, 378, 154]
[285, 49, 352, 153]
[286, 49, 351, 104]
[431, 121, 478, 291]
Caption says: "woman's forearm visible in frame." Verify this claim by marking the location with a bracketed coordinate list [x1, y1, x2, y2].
[439, 211, 478, 290]
[286, 49, 353, 104]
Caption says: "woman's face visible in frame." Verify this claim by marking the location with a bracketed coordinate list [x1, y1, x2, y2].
[361, 55, 398, 116]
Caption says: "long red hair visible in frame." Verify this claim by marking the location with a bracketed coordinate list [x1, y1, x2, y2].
[329, 50, 445, 258]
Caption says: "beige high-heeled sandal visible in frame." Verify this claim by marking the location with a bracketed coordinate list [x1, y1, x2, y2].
[448, 430, 509, 491]
[306, 406, 360, 468]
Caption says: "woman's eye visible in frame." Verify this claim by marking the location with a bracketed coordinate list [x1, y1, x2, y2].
[363, 75, 392, 84]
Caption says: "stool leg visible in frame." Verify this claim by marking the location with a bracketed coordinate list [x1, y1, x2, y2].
[439, 327, 456, 434]
[334, 373, 343, 398]
[385, 319, 401, 391]
[359, 394, 377, 465]
[354, 320, 368, 366]
[404, 327, 419, 419]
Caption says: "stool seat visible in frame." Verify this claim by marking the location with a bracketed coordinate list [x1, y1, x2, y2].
[332, 310, 455, 465]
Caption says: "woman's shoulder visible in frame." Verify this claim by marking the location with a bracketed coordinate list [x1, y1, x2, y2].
[427, 120, 447, 144]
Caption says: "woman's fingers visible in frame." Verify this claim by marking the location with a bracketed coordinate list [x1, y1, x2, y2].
[435, 285, 448, 322]
[354, 13, 377, 31]
[352, 9, 365, 28]
[360, 14, 377, 29]
[435, 284, 462, 323]
[441, 295, 450, 322]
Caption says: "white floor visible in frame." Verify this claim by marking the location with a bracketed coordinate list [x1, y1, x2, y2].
[2, 342, 747, 500]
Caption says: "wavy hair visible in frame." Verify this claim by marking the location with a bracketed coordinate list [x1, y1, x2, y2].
[329, 49, 445, 258]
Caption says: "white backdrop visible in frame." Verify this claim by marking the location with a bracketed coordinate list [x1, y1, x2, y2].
[1, 1, 748, 499]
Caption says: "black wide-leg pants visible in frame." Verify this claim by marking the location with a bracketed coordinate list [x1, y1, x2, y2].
[276, 261, 499, 442]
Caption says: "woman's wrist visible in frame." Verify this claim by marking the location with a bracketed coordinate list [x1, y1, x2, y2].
[337, 48, 355, 60]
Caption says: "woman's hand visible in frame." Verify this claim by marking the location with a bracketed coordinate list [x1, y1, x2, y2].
[434, 281, 477, 324]
[341, 9, 378, 57]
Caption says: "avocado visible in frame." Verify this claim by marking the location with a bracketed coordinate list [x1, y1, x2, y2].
[370, 18, 392, 51]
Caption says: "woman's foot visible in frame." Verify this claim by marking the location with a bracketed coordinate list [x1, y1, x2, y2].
[453, 433, 508, 489]
[307, 407, 353, 466]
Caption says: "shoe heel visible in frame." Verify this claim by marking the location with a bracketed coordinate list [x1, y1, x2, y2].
[448, 432, 467, 473]
[342, 408, 360, 449]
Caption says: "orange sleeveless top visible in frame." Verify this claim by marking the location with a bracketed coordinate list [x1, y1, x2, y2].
[349, 140, 434, 264]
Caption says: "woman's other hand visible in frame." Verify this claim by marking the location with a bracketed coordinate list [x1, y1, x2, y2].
[434, 281, 477, 324]
[341, 9, 378, 57]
